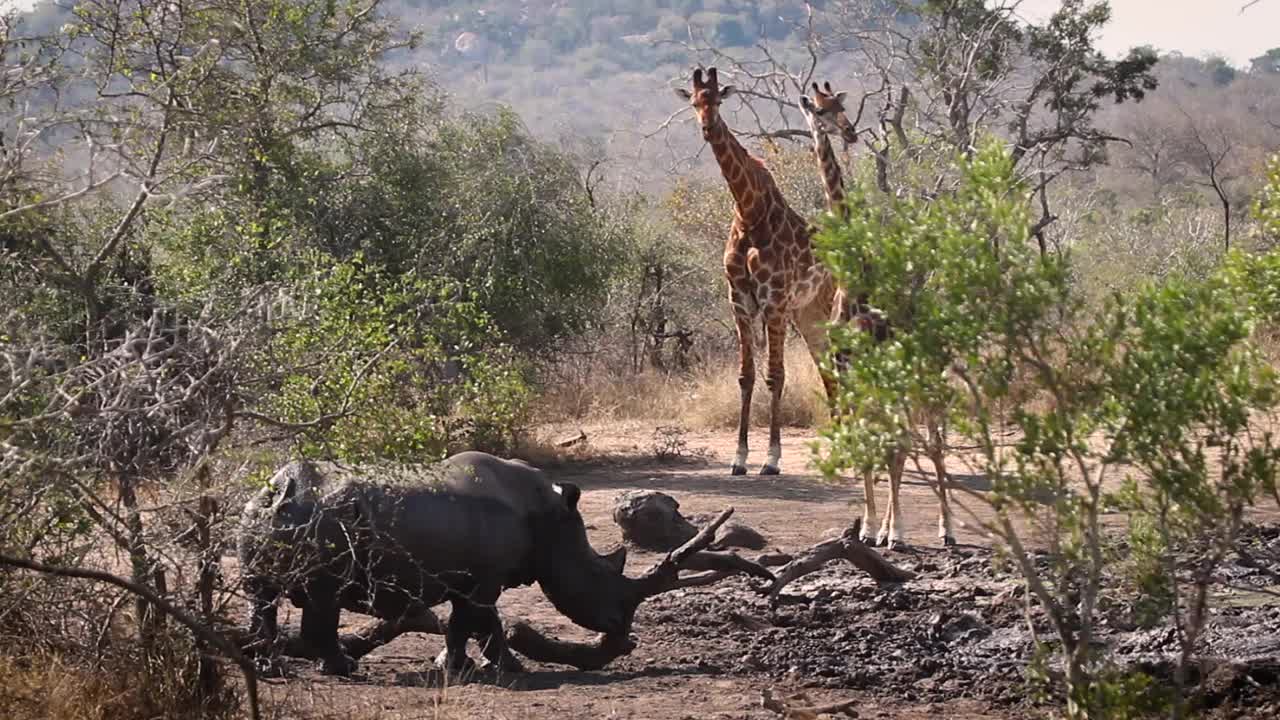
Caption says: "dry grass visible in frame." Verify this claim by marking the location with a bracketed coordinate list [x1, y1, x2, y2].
[0, 644, 232, 720]
[537, 342, 830, 431]
[258, 668, 495, 720]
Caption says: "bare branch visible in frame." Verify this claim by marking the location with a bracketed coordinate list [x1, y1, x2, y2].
[0, 552, 261, 720]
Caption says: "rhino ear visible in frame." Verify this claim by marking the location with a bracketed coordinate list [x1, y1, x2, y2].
[269, 467, 299, 511]
[553, 482, 582, 511]
[269, 461, 325, 516]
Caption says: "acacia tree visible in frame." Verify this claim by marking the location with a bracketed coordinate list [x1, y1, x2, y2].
[659, 0, 1155, 244]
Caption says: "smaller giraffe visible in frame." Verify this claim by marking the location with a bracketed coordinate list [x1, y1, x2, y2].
[800, 81, 956, 548]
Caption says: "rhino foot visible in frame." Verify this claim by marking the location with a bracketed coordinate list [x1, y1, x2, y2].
[435, 648, 478, 678]
[255, 655, 290, 679]
[317, 652, 357, 676]
[478, 652, 525, 674]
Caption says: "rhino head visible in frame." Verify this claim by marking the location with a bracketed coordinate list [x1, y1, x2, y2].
[534, 482, 642, 637]
[243, 461, 364, 584]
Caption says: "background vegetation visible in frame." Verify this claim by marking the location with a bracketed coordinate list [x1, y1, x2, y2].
[2, 1, 1279, 718]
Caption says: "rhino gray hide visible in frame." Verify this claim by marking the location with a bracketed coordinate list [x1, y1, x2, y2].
[238, 452, 642, 676]
[239, 451, 778, 677]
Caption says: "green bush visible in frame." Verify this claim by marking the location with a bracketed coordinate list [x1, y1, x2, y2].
[815, 141, 1280, 718]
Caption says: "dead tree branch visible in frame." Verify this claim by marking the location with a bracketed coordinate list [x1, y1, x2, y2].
[769, 521, 914, 600]
[0, 552, 261, 720]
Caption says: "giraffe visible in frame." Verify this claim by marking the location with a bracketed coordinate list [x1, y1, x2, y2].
[674, 67, 839, 476]
[799, 81, 956, 548]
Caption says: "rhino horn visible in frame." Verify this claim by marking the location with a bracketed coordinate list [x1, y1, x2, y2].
[602, 545, 627, 573]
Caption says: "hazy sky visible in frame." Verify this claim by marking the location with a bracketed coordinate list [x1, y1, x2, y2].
[1018, 0, 1279, 66]
[1, 0, 1277, 67]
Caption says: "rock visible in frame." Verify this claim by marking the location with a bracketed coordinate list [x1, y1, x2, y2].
[709, 521, 767, 551]
[613, 490, 698, 551]
[612, 490, 769, 552]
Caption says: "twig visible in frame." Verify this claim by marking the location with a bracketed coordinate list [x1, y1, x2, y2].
[0, 553, 261, 720]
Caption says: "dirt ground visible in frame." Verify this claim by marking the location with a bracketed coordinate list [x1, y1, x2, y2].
[251, 423, 1280, 720]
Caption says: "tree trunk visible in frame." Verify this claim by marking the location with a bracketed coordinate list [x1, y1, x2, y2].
[195, 465, 220, 698]
[119, 473, 163, 643]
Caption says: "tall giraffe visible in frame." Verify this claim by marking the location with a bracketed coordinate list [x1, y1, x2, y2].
[675, 67, 838, 476]
[800, 81, 956, 548]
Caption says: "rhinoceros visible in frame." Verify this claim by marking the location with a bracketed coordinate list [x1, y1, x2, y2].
[238, 451, 638, 676]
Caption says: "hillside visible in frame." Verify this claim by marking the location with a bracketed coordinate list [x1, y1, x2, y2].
[382, 0, 858, 181]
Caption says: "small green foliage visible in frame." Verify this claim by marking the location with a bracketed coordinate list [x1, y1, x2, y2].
[1255, 154, 1280, 245]
[255, 252, 530, 463]
[1082, 667, 1175, 720]
[1112, 512, 1176, 628]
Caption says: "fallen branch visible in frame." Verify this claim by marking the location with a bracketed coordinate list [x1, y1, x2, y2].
[555, 430, 588, 448]
[755, 552, 794, 567]
[761, 688, 859, 718]
[635, 507, 745, 598]
[505, 622, 637, 671]
[769, 521, 913, 599]
[683, 550, 777, 581]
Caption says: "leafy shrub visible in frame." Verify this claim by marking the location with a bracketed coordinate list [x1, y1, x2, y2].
[816, 141, 1280, 718]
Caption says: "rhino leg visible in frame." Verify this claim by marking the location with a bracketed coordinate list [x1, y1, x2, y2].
[441, 584, 523, 674]
[467, 602, 524, 673]
[242, 578, 290, 676]
[248, 597, 288, 676]
[441, 595, 479, 674]
[300, 586, 356, 676]
[245, 577, 279, 645]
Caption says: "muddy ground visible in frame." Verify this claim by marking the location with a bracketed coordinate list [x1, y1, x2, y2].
[252, 425, 1280, 719]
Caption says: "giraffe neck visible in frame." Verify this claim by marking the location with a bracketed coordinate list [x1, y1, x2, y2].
[706, 117, 768, 222]
[813, 131, 846, 217]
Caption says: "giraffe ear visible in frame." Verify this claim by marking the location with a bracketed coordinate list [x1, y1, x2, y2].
[719, 85, 736, 99]
[674, 88, 692, 101]
[799, 95, 816, 113]
[833, 91, 848, 104]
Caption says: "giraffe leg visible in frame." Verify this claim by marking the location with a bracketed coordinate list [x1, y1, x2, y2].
[878, 449, 906, 549]
[928, 422, 956, 546]
[730, 301, 756, 476]
[758, 310, 787, 475]
[861, 468, 878, 544]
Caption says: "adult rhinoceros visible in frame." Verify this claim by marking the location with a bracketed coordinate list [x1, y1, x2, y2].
[238, 451, 636, 676]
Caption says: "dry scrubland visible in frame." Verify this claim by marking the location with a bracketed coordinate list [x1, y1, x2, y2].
[5, 1, 1280, 719]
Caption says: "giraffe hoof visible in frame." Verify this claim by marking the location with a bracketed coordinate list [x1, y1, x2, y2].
[730, 464, 748, 476]
[942, 536, 957, 547]
[758, 464, 781, 476]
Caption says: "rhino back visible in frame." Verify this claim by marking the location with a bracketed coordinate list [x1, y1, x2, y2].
[355, 452, 562, 588]
[434, 451, 561, 511]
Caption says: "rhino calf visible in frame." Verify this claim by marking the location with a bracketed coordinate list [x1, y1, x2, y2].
[238, 451, 633, 676]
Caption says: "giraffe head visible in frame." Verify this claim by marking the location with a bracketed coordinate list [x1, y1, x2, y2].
[674, 67, 736, 141]
[799, 81, 858, 148]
